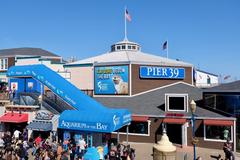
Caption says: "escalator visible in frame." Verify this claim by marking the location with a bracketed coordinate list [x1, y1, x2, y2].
[7, 64, 107, 112]
[19, 92, 73, 114]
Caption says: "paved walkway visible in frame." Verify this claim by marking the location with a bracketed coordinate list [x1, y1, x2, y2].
[125, 142, 240, 160]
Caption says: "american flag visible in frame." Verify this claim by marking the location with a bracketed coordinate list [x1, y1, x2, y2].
[125, 9, 132, 22]
[224, 75, 231, 80]
[163, 41, 167, 50]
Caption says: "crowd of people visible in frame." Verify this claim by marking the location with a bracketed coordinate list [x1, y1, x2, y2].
[0, 128, 137, 160]
[0, 129, 89, 160]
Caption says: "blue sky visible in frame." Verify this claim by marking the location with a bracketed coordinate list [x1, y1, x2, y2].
[0, 0, 240, 81]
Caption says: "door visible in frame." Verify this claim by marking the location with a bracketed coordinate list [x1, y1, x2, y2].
[166, 124, 182, 145]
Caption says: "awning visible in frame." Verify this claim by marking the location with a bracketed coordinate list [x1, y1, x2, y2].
[132, 115, 149, 122]
[0, 112, 28, 123]
[27, 121, 52, 131]
[163, 118, 186, 124]
[59, 109, 131, 133]
[204, 119, 234, 126]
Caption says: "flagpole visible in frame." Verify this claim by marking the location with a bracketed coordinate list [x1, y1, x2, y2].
[167, 39, 169, 58]
[124, 7, 127, 40]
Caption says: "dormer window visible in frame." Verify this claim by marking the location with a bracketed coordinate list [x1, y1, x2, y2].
[111, 46, 115, 52]
[117, 46, 121, 50]
[165, 94, 188, 112]
[110, 40, 141, 52]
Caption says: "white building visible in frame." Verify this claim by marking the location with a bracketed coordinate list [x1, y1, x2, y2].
[15, 56, 70, 80]
[195, 69, 219, 88]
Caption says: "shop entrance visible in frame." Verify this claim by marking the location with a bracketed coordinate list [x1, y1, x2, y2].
[4, 122, 28, 136]
[166, 124, 182, 145]
[32, 131, 50, 139]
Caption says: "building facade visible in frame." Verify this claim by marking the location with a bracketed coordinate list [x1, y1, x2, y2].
[0, 47, 64, 82]
[203, 80, 240, 150]
[64, 39, 236, 150]
[195, 69, 219, 88]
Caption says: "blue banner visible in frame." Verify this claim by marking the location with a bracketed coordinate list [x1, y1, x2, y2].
[94, 65, 129, 95]
[140, 66, 185, 79]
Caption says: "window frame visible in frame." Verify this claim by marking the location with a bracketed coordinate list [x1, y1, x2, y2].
[203, 124, 233, 142]
[112, 120, 151, 136]
[165, 93, 188, 112]
[0, 58, 8, 70]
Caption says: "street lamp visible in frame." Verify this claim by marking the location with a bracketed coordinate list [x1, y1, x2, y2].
[190, 100, 197, 160]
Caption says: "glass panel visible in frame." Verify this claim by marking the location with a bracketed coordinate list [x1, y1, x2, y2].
[111, 46, 115, 52]
[204, 94, 216, 109]
[4, 59, 7, 69]
[206, 125, 231, 140]
[169, 97, 185, 110]
[118, 122, 148, 134]
[207, 76, 211, 84]
[204, 94, 240, 116]
[0, 59, 3, 70]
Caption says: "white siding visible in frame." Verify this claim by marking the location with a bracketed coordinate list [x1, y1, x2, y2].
[195, 70, 219, 88]
[65, 66, 94, 90]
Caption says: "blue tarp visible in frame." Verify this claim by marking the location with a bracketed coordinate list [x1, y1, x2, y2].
[7, 65, 132, 132]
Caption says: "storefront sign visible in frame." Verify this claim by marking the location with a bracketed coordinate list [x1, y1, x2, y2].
[165, 113, 185, 117]
[140, 66, 185, 79]
[60, 120, 109, 131]
[123, 114, 132, 124]
[94, 65, 129, 95]
[35, 111, 53, 120]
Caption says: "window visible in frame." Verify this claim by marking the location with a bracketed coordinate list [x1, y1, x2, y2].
[165, 94, 188, 112]
[207, 75, 211, 84]
[0, 58, 8, 70]
[4, 59, 7, 69]
[128, 46, 131, 49]
[204, 125, 232, 142]
[132, 46, 136, 50]
[204, 93, 240, 115]
[116, 46, 121, 50]
[111, 46, 115, 52]
[113, 121, 150, 136]
[122, 45, 126, 50]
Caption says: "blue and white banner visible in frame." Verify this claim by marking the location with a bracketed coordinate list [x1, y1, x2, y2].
[140, 66, 185, 79]
[94, 65, 129, 95]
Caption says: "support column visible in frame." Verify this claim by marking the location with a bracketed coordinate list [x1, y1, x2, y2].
[126, 124, 129, 145]
[28, 130, 33, 140]
[117, 130, 120, 144]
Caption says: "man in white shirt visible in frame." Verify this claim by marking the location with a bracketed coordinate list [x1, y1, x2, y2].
[0, 136, 4, 149]
[13, 129, 21, 141]
[78, 136, 86, 154]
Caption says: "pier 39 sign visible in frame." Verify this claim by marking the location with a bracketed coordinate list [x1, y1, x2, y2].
[140, 66, 185, 79]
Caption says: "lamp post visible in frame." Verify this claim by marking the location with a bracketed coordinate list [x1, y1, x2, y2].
[190, 100, 197, 160]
